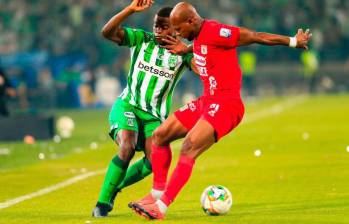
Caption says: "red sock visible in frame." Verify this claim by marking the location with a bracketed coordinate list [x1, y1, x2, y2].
[152, 144, 172, 191]
[160, 155, 195, 206]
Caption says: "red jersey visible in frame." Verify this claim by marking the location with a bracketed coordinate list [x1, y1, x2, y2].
[193, 19, 241, 98]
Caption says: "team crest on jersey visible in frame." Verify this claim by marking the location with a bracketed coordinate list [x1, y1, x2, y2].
[127, 118, 134, 127]
[201, 45, 207, 55]
[220, 28, 231, 38]
[168, 55, 178, 67]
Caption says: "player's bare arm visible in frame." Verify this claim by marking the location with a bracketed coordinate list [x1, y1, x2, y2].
[101, 0, 154, 43]
[238, 27, 312, 50]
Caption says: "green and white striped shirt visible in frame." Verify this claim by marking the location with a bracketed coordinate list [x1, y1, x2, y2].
[119, 27, 193, 120]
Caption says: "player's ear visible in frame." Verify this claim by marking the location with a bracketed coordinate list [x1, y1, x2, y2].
[187, 17, 194, 25]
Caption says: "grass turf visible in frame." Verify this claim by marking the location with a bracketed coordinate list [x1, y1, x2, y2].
[0, 94, 348, 224]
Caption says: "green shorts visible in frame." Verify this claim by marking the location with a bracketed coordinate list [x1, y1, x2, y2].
[108, 98, 162, 151]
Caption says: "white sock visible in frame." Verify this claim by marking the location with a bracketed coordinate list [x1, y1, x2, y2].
[156, 200, 168, 214]
[151, 189, 164, 200]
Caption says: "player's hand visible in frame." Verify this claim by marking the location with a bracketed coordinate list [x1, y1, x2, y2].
[161, 35, 189, 55]
[295, 28, 312, 50]
[128, 0, 154, 13]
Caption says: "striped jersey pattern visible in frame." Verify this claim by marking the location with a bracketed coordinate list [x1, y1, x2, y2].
[119, 27, 192, 120]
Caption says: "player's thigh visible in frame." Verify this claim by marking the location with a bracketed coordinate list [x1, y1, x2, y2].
[134, 108, 161, 153]
[151, 98, 203, 146]
[181, 119, 216, 159]
[108, 99, 139, 147]
[116, 129, 138, 148]
[203, 99, 244, 141]
[153, 114, 189, 146]
[173, 98, 202, 133]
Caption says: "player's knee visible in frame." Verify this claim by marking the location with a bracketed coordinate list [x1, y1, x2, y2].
[152, 126, 168, 146]
[118, 141, 136, 162]
[181, 136, 197, 157]
[181, 136, 202, 159]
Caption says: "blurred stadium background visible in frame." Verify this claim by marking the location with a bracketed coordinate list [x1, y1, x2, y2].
[0, 0, 348, 112]
[1, 1, 349, 223]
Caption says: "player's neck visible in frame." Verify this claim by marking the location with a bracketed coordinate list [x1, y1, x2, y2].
[194, 17, 205, 39]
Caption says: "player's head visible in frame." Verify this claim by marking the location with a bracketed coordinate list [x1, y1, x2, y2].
[170, 2, 202, 41]
[153, 7, 174, 45]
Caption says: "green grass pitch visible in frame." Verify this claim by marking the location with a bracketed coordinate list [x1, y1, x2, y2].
[0, 94, 348, 224]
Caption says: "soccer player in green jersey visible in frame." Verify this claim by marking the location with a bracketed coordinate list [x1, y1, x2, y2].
[92, 0, 194, 217]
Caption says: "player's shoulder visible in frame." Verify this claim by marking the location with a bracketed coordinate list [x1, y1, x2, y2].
[200, 19, 233, 38]
[123, 27, 155, 43]
[199, 19, 240, 44]
[204, 19, 230, 30]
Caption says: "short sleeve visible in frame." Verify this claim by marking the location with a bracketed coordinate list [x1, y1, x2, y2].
[182, 53, 194, 68]
[207, 23, 240, 48]
[120, 27, 153, 47]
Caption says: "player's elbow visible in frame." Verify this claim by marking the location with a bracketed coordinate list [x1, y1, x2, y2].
[101, 26, 110, 39]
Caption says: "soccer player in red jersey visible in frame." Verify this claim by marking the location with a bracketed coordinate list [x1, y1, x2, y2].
[130, 2, 312, 220]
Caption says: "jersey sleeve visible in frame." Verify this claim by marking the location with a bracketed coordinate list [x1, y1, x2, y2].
[206, 23, 240, 48]
[182, 53, 194, 69]
[120, 27, 153, 47]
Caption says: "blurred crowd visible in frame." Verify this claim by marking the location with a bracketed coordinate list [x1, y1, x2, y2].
[0, 0, 348, 111]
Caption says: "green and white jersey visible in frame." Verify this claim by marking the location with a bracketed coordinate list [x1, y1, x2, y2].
[119, 27, 193, 121]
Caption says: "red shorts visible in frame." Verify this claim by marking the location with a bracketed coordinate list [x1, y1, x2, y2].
[174, 96, 244, 141]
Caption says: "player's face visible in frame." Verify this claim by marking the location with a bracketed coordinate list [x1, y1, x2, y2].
[171, 18, 195, 41]
[153, 15, 174, 45]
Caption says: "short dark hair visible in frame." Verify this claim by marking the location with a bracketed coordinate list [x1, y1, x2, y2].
[156, 7, 173, 17]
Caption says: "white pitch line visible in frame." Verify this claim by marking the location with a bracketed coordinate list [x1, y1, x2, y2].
[0, 96, 307, 210]
[0, 170, 104, 210]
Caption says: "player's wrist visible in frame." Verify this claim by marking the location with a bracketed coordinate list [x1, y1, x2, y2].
[289, 36, 297, 48]
[125, 6, 137, 13]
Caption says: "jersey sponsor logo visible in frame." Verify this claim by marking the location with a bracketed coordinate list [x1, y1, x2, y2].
[208, 103, 220, 117]
[220, 28, 231, 38]
[209, 76, 217, 95]
[137, 61, 176, 80]
[201, 45, 208, 55]
[194, 54, 206, 66]
[198, 67, 208, 76]
[194, 54, 208, 76]
[124, 112, 136, 118]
